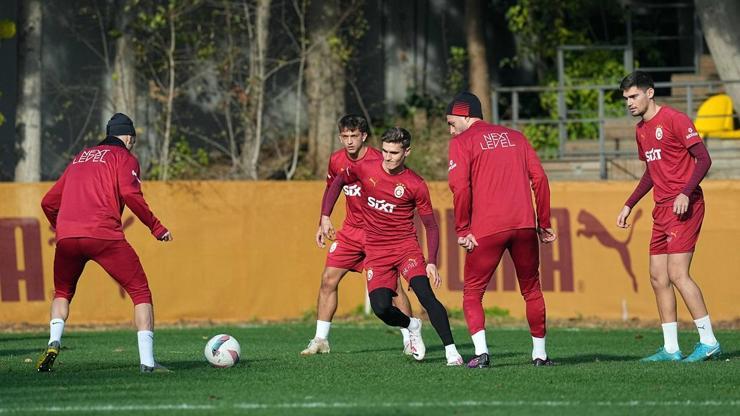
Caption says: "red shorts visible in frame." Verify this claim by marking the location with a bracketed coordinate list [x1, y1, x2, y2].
[325, 225, 365, 272]
[364, 240, 427, 293]
[53, 238, 152, 305]
[650, 201, 704, 255]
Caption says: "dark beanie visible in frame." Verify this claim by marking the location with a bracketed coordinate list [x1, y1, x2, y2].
[106, 113, 136, 136]
[446, 92, 483, 119]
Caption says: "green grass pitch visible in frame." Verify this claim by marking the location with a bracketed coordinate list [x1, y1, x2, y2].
[1, 323, 738, 415]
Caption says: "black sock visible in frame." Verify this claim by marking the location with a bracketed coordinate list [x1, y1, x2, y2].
[410, 276, 454, 345]
[369, 288, 411, 328]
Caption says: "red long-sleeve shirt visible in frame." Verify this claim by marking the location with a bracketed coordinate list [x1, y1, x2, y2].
[41, 138, 167, 241]
[447, 120, 551, 239]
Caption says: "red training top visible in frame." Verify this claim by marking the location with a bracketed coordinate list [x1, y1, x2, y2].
[447, 120, 551, 239]
[321, 159, 439, 264]
[41, 137, 168, 241]
[324, 146, 382, 229]
[634, 106, 705, 206]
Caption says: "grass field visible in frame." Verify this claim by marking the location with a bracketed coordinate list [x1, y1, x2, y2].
[1, 322, 738, 415]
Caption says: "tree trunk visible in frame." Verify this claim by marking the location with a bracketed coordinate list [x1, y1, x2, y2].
[306, 0, 345, 177]
[14, 0, 42, 182]
[696, 0, 740, 115]
[160, 10, 177, 181]
[241, 0, 271, 180]
[465, 0, 491, 121]
[103, 28, 137, 126]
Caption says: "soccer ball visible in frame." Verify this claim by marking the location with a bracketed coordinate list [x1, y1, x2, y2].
[204, 334, 241, 368]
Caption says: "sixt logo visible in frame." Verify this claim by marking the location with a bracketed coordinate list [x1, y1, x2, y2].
[367, 197, 396, 213]
[644, 148, 662, 162]
[343, 184, 361, 197]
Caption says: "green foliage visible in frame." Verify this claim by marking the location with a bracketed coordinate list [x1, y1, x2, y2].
[0, 19, 15, 39]
[149, 135, 209, 179]
[503, 1, 629, 153]
[445, 46, 467, 96]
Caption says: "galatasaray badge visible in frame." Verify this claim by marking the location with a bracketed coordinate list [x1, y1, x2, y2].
[655, 126, 663, 140]
[329, 241, 338, 253]
[394, 184, 405, 198]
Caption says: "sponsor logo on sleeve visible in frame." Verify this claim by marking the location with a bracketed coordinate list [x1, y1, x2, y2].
[131, 170, 142, 183]
[686, 127, 699, 140]
[366, 269, 373, 281]
[342, 184, 361, 197]
[448, 160, 457, 171]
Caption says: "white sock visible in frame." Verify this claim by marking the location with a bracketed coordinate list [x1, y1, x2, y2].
[661, 322, 680, 353]
[407, 317, 420, 331]
[49, 319, 65, 345]
[694, 315, 718, 346]
[137, 330, 155, 367]
[315, 320, 331, 340]
[400, 328, 410, 344]
[532, 336, 547, 360]
[471, 330, 488, 355]
[445, 344, 460, 359]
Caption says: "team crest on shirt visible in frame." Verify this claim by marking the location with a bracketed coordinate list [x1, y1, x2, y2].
[394, 184, 406, 198]
[366, 269, 373, 281]
[329, 241, 338, 253]
[655, 126, 663, 140]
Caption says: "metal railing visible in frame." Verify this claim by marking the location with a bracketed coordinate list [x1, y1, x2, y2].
[490, 80, 740, 179]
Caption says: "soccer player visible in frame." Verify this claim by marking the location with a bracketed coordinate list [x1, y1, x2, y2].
[37, 113, 173, 373]
[320, 127, 463, 366]
[301, 115, 413, 356]
[446, 92, 556, 368]
[617, 71, 720, 362]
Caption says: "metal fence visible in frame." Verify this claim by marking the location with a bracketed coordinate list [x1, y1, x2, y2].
[491, 80, 740, 179]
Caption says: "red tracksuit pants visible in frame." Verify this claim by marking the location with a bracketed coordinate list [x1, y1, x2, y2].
[53, 237, 152, 305]
[463, 229, 546, 337]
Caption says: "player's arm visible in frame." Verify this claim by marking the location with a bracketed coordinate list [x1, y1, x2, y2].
[672, 113, 712, 215]
[415, 182, 441, 288]
[447, 138, 473, 239]
[40, 167, 69, 229]
[119, 157, 171, 241]
[618, 133, 652, 228]
[525, 140, 555, 243]
[319, 169, 355, 243]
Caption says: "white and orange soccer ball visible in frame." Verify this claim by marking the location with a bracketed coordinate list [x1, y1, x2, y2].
[204, 334, 241, 368]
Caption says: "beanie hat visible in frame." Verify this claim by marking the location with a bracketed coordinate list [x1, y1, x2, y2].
[106, 113, 136, 136]
[446, 92, 483, 119]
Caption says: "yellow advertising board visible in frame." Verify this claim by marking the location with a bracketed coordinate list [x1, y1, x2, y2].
[0, 181, 738, 325]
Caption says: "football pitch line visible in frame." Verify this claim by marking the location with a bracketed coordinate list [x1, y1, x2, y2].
[1, 400, 738, 412]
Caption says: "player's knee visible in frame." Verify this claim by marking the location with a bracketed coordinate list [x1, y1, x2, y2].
[320, 270, 342, 292]
[666, 269, 689, 285]
[369, 288, 394, 320]
[519, 277, 542, 300]
[649, 272, 670, 289]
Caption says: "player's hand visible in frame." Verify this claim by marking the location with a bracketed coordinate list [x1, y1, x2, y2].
[616, 206, 632, 228]
[457, 233, 478, 252]
[673, 193, 689, 216]
[538, 227, 557, 244]
[426, 264, 441, 289]
[315, 226, 326, 248]
[159, 231, 173, 242]
[320, 215, 336, 242]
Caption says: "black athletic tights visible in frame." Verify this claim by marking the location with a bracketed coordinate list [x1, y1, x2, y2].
[368, 276, 454, 346]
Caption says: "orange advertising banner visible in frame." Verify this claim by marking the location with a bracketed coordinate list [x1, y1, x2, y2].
[0, 181, 738, 325]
